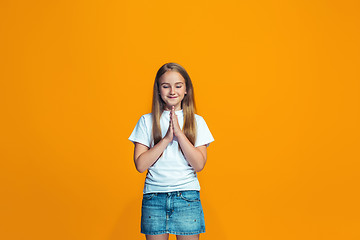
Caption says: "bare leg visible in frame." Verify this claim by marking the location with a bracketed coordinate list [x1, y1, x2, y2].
[176, 234, 199, 240]
[146, 234, 169, 240]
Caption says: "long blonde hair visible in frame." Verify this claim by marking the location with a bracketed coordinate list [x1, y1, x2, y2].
[152, 63, 197, 146]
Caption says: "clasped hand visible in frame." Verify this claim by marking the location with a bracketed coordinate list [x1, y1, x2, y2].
[164, 106, 182, 142]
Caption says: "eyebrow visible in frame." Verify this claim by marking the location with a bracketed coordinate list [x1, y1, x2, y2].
[160, 82, 184, 85]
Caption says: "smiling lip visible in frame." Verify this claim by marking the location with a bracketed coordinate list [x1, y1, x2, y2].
[168, 96, 177, 98]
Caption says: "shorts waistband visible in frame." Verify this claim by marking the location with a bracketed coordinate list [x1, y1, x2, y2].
[144, 190, 199, 197]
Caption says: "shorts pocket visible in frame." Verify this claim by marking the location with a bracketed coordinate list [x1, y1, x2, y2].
[180, 191, 200, 202]
[143, 193, 156, 200]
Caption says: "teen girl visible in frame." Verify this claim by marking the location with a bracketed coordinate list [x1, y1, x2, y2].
[128, 62, 214, 240]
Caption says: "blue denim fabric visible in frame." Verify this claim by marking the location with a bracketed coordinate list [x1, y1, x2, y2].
[141, 191, 205, 235]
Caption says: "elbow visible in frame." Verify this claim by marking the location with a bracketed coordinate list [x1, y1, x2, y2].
[134, 160, 147, 173]
[194, 162, 206, 172]
[194, 167, 204, 173]
[193, 152, 207, 172]
[135, 165, 146, 173]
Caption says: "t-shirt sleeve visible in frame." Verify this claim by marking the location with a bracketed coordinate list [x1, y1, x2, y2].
[128, 115, 151, 148]
[195, 116, 215, 148]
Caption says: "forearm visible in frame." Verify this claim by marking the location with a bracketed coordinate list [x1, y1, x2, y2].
[176, 133, 206, 172]
[135, 138, 170, 173]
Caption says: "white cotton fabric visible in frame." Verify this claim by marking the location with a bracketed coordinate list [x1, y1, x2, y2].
[128, 109, 214, 194]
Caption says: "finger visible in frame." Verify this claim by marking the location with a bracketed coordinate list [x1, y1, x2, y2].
[170, 115, 174, 127]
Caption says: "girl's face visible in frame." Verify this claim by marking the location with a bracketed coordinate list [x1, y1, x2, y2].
[158, 71, 187, 111]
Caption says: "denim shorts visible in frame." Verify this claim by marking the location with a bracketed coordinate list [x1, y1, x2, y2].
[141, 190, 205, 235]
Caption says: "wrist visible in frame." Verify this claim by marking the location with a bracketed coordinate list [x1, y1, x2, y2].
[175, 130, 185, 138]
[162, 136, 172, 144]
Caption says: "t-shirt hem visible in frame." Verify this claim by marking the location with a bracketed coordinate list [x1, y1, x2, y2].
[143, 187, 201, 194]
[143, 180, 201, 194]
[128, 137, 150, 148]
[195, 139, 214, 148]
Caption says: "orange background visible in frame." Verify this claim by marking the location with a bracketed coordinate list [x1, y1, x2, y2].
[1, 0, 359, 239]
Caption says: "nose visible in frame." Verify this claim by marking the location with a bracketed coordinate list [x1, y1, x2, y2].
[170, 87, 175, 95]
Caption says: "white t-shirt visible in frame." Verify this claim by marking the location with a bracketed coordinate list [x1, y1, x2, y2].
[128, 109, 214, 194]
